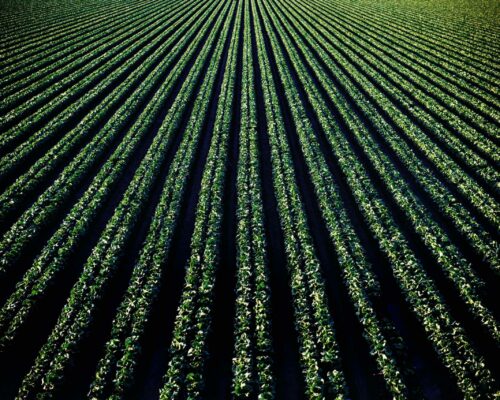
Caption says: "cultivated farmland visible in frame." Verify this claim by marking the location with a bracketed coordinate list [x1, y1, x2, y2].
[0, 0, 499, 398]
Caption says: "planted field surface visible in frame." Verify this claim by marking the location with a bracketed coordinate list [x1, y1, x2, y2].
[0, 0, 499, 398]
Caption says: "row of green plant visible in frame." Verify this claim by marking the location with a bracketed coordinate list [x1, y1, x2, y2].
[322, 0, 500, 84]
[304, 1, 499, 161]
[257, 1, 412, 397]
[290, 0, 499, 233]
[313, 1, 499, 193]
[159, 1, 241, 397]
[252, 0, 348, 397]
[0, 0, 220, 274]
[231, 1, 273, 397]
[0, 0, 145, 67]
[295, 0, 500, 272]
[263, 0, 497, 395]
[351, 0, 500, 62]
[303, 0, 499, 138]
[0, 0, 183, 116]
[14, 3, 233, 399]
[0, 0, 197, 163]
[86, 2, 235, 397]
[0, 0, 223, 351]
[278, 0, 499, 306]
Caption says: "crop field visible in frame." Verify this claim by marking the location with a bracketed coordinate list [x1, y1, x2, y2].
[0, 0, 499, 398]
